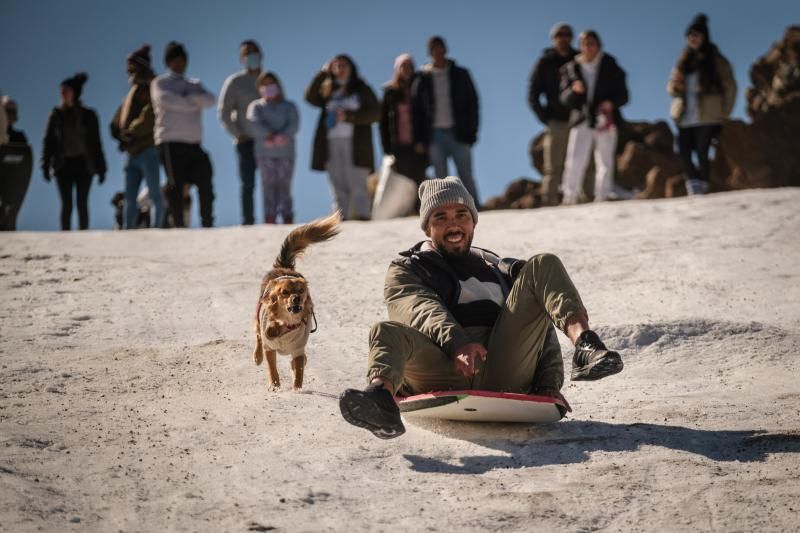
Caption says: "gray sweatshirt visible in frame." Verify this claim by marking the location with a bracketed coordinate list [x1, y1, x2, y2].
[246, 98, 299, 159]
[218, 70, 260, 143]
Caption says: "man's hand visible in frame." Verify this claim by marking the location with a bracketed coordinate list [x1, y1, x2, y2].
[571, 80, 586, 95]
[454, 342, 487, 378]
[237, 134, 251, 144]
[414, 142, 427, 155]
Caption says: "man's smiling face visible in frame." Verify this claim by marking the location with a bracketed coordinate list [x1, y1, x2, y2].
[425, 203, 475, 258]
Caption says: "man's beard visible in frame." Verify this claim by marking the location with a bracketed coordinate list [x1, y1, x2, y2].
[434, 231, 473, 259]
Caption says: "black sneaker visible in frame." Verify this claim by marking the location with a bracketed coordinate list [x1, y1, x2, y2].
[339, 382, 405, 439]
[571, 330, 624, 381]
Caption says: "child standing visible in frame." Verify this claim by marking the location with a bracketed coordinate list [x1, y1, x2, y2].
[246, 72, 299, 224]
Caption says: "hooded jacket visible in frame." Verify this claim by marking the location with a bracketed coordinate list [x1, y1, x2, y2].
[411, 59, 479, 146]
[528, 47, 578, 124]
[559, 52, 629, 128]
[384, 241, 525, 358]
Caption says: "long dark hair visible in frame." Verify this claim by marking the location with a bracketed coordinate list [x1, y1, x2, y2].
[331, 54, 361, 95]
[677, 40, 722, 93]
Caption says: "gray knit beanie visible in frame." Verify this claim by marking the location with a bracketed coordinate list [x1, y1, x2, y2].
[419, 176, 478, 230]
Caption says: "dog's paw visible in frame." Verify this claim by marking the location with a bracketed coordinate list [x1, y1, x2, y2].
[268, 382, 281, 392]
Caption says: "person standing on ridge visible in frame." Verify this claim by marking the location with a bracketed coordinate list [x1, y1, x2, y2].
[559, 30, 628, 205]
[246, 71, 300, 225]
[305, 54, 380, 220]
[219, 40, 263, 224]
[667, 14, 736, 196]
[412, 36, 480, 205]
[151, 41, 216, 228]
[110, 44, 165, 229]
[380, 53, 429, 187]
[528, 23, 578, 206]
[41, 73, 107, 230]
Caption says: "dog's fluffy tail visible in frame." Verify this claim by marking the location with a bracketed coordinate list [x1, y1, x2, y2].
[273, 211, 341, 270]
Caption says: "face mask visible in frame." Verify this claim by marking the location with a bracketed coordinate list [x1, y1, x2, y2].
[245, 53, 261, 70]
[260, 84, 281, 99]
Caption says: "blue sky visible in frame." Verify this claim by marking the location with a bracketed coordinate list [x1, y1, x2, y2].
[2, 0, 798, 230]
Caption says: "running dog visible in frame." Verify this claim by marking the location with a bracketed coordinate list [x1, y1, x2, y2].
[252, 211, 340, 390]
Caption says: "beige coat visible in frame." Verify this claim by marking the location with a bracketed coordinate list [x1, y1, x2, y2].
[667, 54, 737, 124]
[258, 306, 311, 357]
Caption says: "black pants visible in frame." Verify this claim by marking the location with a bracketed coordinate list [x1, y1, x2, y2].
[236, 140, 256, 225]
[159, 142, 214, 228]
[678, 125, 720, 183]
[56, 156, 92, 230]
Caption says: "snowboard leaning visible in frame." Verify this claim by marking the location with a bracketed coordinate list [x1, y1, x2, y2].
[396, 390, 567, 423]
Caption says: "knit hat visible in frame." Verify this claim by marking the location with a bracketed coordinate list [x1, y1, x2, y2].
[164, 41, 187, 64]
[686, 14, 709, 40]
[394, 53, 414, 73]
[549, 22, 573, 40]
[127, 44, 152, 69]
[1, 95, 16, 112]
[60, 72, 88, 100]
[419, 176, 478, 229]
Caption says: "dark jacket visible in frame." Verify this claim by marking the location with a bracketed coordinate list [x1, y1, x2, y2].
[380, 83, 429, 181]
[385, 241, 524, 357]
[528, 47, 578, 124]
[305, 70, 381, 172]
[41, 105, 107, 177]
[380, 84, 418, 154]
[110, 84, 156, 156]
[559, 53, 629, 128]
[411, 60, 479, 146]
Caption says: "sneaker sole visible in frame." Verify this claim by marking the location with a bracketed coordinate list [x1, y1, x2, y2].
[571, 351, 624, 381]
[339, 389, 405, 440]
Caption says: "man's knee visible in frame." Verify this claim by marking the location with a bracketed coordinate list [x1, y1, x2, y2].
[525, 252, 565, 273]
[369, 320, 411, 344]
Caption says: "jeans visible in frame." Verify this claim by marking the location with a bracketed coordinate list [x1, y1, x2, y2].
[124, 146, 164, 229]
[429, 127, 479, 204]
[678, 125, 720, 183]
[236, 140, 257, 225]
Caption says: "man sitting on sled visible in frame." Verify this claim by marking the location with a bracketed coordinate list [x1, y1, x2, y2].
[339, 176, 623, 438]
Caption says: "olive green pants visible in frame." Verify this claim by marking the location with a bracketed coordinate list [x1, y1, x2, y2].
[366, 253, 587, 394]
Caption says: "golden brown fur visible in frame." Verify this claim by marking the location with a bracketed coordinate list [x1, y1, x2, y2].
[252, 211, 341, 389]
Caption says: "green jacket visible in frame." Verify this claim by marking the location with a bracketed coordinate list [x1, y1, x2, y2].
[305, 70, 380, 172]
[110, 88, 156, 156]
[667, 53, 737, 125]
[384, 241, 524, 358]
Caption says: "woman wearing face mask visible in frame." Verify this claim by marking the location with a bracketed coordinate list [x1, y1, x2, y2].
[380, 53, 428, 185]
[667, 14, 736, 196]
[305, 54, 380, 220]
[41, 72, 107, 230]
[246, 72, 299, 224]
